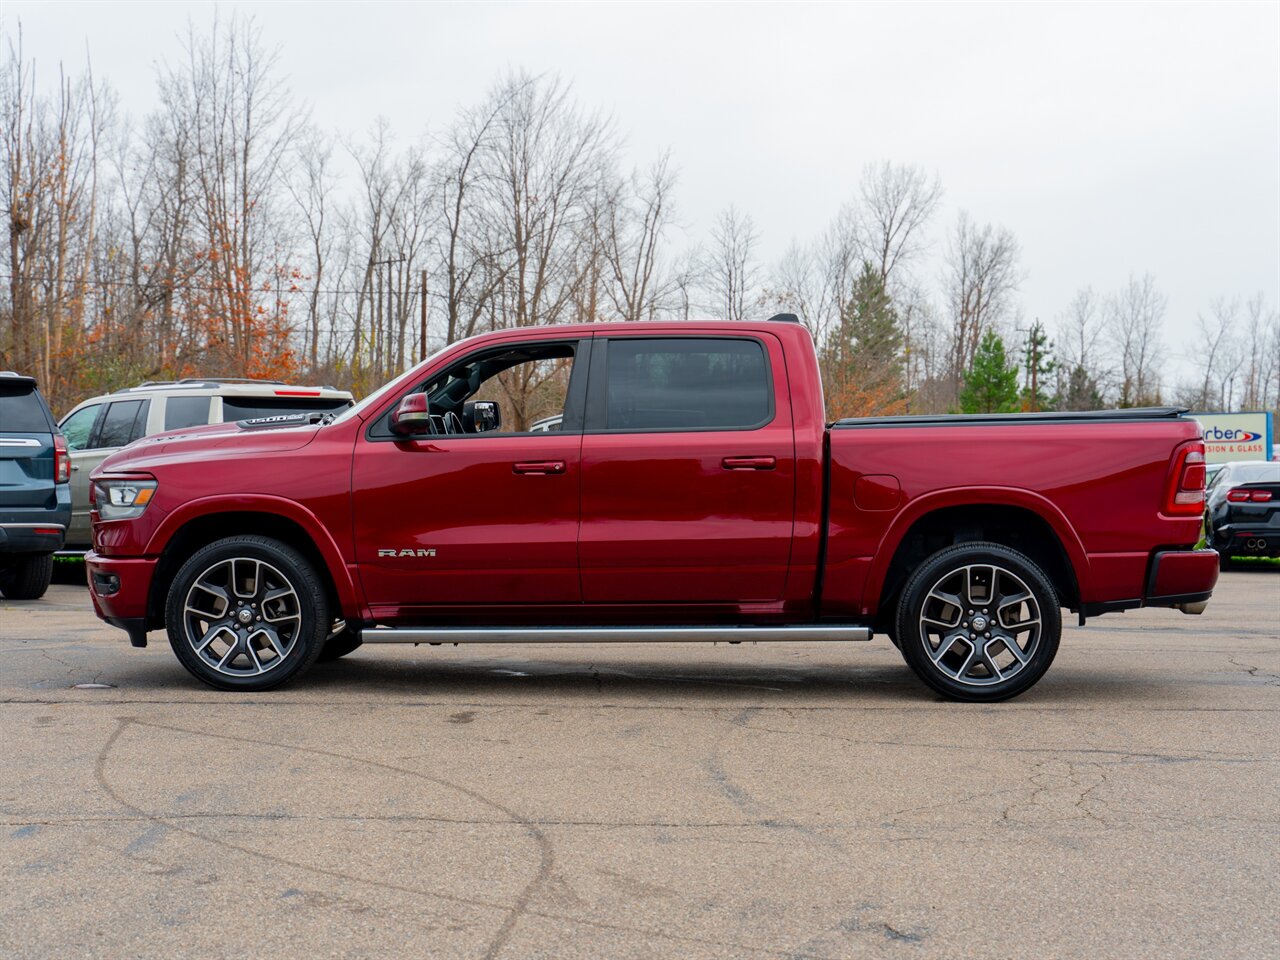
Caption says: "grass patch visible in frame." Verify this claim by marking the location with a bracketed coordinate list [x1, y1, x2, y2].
[1226, 555, 1280, 568]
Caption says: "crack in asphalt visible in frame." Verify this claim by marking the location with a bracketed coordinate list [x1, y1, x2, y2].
[90, 716, 846, 960]
[1228, 657, 1280, 686]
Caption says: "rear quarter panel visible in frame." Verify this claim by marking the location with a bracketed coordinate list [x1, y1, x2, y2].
[823, 420, 1204, 617]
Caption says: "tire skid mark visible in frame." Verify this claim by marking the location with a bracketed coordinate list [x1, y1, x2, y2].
[93, 717, 812, 960]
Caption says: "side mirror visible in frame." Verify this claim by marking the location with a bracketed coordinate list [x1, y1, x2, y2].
[390, 394, 432, 436]
[465, 400, 502, 433]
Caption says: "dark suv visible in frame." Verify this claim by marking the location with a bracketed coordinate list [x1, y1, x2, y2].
[0, 372, 71, 599]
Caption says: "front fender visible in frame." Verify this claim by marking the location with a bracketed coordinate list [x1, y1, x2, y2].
[146, 494, 364, 619]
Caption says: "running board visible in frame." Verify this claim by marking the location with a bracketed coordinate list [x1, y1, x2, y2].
[360, 624, 873, 645]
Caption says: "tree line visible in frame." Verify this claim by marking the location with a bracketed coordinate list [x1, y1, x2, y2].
[3, 16, 1277, 420]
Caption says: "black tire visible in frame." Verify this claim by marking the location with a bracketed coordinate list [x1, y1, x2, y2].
[317, 624, 363, 662]
[0, 552, 54, 600]
[1217, 550, 1234, 572]
[894, 542, 1062, 703]
[164, 536, 329, 691]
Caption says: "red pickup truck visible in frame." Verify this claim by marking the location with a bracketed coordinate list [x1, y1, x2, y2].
[85, 316, 1218, 701]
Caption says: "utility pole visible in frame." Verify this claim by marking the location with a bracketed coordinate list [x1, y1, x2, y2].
[371, 255, 406, 378]
[1028, 322, 1040, 413]
[420, 269, 428, 363]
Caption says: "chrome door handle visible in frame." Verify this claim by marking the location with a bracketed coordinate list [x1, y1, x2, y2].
[721, 456, 776, 470]
[513, 460, 567, 475]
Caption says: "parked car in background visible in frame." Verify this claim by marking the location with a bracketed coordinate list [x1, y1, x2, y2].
[1205, 460, 1280, 569]
[528, 414, 564, 432]
[0, 372, 71, 599]
[58, 379, 353, 550]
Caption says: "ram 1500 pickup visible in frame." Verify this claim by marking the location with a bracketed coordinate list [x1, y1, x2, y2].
[84, 316, 1218, 700]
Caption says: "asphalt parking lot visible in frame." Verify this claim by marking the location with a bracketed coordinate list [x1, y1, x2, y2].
[2, 571, 1278, 959]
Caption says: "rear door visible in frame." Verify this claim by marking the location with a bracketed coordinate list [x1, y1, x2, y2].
[578, 334, 796, 604]
[0, 379, 56, 523]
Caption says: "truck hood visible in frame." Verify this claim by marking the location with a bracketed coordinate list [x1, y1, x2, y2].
[95, 415, 324, 476]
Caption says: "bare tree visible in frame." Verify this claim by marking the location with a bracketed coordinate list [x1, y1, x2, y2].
[856, 161, 942, 287]
[1239, 293, 1279, 412]
[708, 205, 758, 321]
[430, 79, 524, 346]
[1107, 274, 1166, 407]
[1178, 298, 1244, 410]
[157, 14, 306, 377]
[763, 240, 820, 334]
[943, 212, 1021, 401]
[597, 152, 676, 322]
[287, 125, 337, 374]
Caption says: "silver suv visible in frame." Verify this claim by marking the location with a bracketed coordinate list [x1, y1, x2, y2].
[57, 379, 353, 550]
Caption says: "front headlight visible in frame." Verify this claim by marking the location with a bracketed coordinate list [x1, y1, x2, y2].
[93, 479, 158, 521]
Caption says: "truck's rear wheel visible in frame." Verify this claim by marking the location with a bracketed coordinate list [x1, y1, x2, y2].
[165, 536, 329, 691]
[895, 542, 1061, 702]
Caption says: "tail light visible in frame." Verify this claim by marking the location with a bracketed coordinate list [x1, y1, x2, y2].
[1163, 441, 1206, 516]
[1228, 488, 1273, 503]
[53, 433, 70, 483]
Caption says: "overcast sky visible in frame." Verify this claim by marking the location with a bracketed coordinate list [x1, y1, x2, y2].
[5, 1, 1278, 381]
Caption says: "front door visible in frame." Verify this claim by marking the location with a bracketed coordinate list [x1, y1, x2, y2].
[352, 338, 590, 615]
[578, 334, 796, 604]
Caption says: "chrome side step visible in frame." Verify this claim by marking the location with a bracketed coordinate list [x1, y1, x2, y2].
[360, 624, 872, 644]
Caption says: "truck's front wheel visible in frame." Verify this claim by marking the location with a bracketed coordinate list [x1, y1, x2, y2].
[165, 536, 329, 691]
[894, 542, 1061, 702]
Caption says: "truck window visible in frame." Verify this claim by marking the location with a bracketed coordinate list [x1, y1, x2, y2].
[603, 338, 771, 431]
[386, 340, 582, 436]
[97, 400, 149, 448]
[59, 404, 103, 450]
[164, 396, 212, 430]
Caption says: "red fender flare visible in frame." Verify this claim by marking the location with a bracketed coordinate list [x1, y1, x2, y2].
[145, 494, 364, 618]
[861, 486, 1091, 616]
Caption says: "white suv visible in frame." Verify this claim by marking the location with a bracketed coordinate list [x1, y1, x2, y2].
[57, 379, 353, 550]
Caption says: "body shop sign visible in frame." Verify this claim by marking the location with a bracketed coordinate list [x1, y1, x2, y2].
[1191, 412, 1274, 463]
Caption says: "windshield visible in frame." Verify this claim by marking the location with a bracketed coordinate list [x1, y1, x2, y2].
[326, 342, 459, 427]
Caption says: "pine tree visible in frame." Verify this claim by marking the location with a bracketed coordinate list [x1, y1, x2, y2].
[959, 328, 1020, 413]
[1020, 320, 1057, 411]
[820, 262, 905, 416]
[1061, 364, 1104, 411]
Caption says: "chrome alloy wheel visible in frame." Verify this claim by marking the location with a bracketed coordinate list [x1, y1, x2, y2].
[917, 563, 1042, 687]
[182, 557, 303, 677]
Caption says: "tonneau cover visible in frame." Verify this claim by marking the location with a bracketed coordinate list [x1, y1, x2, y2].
[832, 407, 1189, 428]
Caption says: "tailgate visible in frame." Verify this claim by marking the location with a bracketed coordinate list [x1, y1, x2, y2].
[0, 433, 56, 511]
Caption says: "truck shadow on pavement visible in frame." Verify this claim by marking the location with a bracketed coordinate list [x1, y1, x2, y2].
[286, 653, 1175, 705]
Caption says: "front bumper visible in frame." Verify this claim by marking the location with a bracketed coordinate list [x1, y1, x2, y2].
[1145, 549, 1219, 609]
[85, 551, 156, 647]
